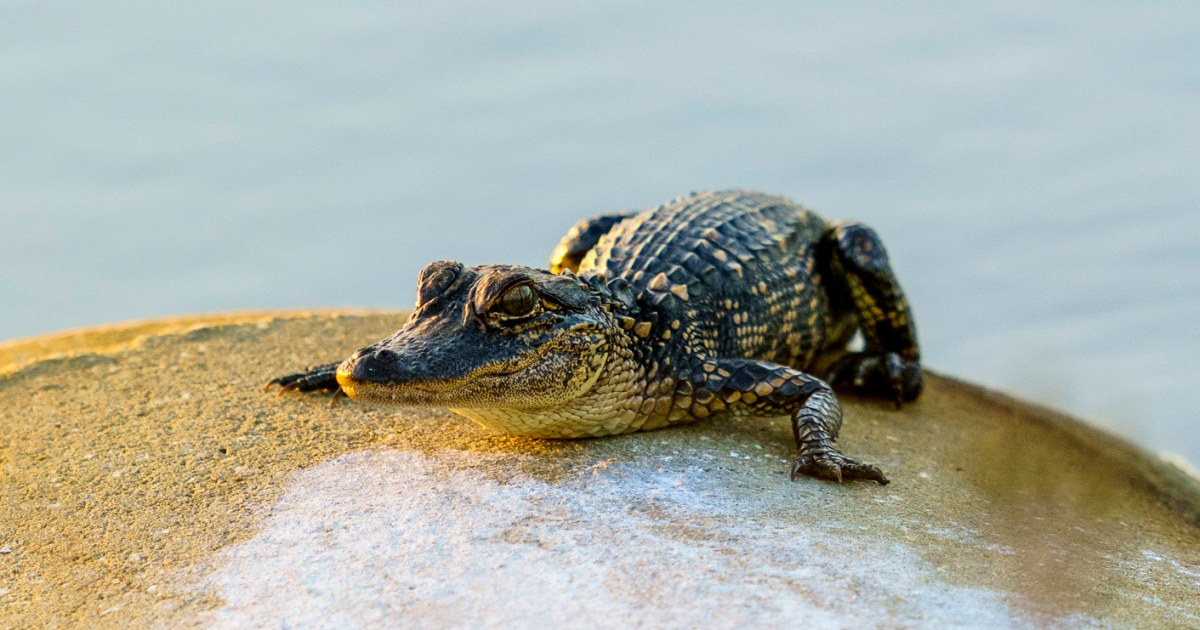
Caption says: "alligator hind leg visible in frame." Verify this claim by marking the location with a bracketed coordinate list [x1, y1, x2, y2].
[821, 222, 922, 406]
[691, 358, 888, 484]
[549, 211, 638, 273]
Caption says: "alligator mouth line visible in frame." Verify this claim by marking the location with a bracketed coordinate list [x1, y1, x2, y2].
[336, 349, 549, 397]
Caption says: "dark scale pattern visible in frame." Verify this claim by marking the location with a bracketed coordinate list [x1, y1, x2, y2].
[271, 190, 922, 484]
[581, 191, 832, 366]
[558, 190, 922, 483]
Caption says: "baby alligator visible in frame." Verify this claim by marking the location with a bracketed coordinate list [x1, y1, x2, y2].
[268, 190, 922, 484]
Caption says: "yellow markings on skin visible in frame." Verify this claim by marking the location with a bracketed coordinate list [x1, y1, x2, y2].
[742, 392, 757, 404]
[702, 227, 719, 240]
[648, 272, 668, 291]
[702, 361, 718, 373]
[754, 382, 773, 397]
[862, 296, 885, 322]
[716, 368, 731, 378]
[713, 249, 728, 262]
[848, 276, 886, 324]
[642, 415, 670, 431]
[670, 284, 689, 300]
[618, 316, 636, 331]
[634, 322, 653, 338]
[692, 405, 710, 418]
[660, 329, 672, 340]
[723, 390, 741, 403]
[670, 319, 681, 330]
[806, 305, 820, 329]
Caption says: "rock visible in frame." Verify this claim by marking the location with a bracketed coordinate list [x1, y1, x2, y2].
[0, 312, 1197, 627]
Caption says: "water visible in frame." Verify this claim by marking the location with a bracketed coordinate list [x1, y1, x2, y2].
[3, 1, 1198, 466]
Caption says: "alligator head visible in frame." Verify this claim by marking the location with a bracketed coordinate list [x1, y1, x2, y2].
[336, 261, 620, 411]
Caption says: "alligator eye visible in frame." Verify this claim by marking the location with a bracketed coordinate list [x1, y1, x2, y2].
[496, 284, 537, 317]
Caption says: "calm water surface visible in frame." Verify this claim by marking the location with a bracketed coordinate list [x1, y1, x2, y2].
[3, 2, 1198, 466]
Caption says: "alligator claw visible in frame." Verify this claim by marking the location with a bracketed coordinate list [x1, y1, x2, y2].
[265, 362, 342, 395]
[791, 447, 889, 485]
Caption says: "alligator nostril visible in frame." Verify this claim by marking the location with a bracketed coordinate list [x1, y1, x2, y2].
[373, 348, 395, 362]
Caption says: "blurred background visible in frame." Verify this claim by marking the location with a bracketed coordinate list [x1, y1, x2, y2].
[2, 2, 1197, 467]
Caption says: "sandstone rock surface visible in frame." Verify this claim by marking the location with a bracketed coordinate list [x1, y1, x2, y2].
[1, 312, 1197, 627]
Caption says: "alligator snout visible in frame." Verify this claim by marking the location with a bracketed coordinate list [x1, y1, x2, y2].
[337, 346, 401, 384]
[337, 336, 465, 388]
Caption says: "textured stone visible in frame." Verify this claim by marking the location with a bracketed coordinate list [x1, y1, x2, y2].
[0, 311, 1198, 627]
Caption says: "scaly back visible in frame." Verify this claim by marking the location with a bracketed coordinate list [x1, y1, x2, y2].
[579, 190, 835, 370]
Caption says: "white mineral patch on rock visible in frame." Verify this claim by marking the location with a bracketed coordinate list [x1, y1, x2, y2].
[200, 449, 1033, 629]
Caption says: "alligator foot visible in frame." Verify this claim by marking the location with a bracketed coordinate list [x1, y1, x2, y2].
[828, 351, 922, 408]
[265, 362, 342, 394]
[791, 446, 889, 485]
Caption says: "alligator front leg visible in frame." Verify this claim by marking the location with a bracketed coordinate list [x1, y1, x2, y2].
[265, 361, 343, 394]
[690, 358, 888, 484]
[821, 222, 922, 406]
